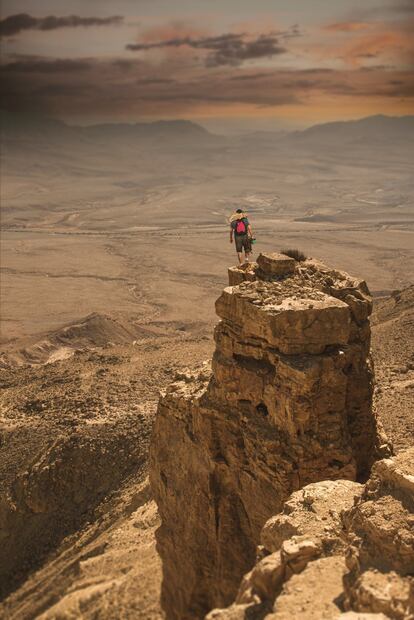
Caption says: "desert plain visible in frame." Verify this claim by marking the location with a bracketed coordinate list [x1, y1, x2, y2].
[2, 115, 414, 349]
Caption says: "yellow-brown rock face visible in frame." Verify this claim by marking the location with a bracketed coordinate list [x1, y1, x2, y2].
[208, 449, 414, 620]
[150, 255, 388, 619]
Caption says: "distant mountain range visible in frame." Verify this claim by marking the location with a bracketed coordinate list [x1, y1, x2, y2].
[0, 110, 212, 143]
[1, 110, 413, 148]
[290, 114, 414, 145]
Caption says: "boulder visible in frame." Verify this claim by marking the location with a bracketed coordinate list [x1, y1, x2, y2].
[256, 253, 296, 278]
[228, 262, 257, 286]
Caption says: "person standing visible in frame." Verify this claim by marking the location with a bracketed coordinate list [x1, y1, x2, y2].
[230, 209, 253, 264]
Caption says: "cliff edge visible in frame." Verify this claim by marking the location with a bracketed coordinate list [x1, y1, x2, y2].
[208, 448, 414, 619]
[150, 253, 389, 619]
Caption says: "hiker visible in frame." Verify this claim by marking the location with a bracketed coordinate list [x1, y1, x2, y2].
[230, 209, 253, 264]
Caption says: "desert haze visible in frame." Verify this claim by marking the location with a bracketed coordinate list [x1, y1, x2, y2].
[2, 112, 414, 348]
[1, 112, 414, 619]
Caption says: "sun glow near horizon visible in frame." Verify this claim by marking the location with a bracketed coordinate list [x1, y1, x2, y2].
[1, 0, 413, 128]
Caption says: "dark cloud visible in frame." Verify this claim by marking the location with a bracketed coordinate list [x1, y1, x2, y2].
[1, 54, 412, 119]
[386, 80, 414, 97]
[0, 54, 293, 116]
[111, 58, 153, 73]
[112, 59, 135, 70]
[33, 83, 97, 97]
[393, 0, 414, 13]
[136, 77, 175, 85]
[127, 33, 234, 52]
[356, 53, 379, 59]
[0, 13, 123, 37]
[279, 24, 302, 39]
[2, 58, 92, 73]
[301, 68, 335, 74]
[208, 34, 286, 67]
[320, 82, 356, 94]
[358, 64, 396, 71]
[129, 89, 296, 106]
[126, 32, 286, 66]
[230, 72, 271, 81]
[354, 0, 414, 19]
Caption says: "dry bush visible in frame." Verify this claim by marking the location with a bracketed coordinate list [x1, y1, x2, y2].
[281, 248, 307, 262]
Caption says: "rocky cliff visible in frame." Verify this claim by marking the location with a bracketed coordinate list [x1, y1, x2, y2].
[150, 253, 389, 619]
[208, 448, 414, 619]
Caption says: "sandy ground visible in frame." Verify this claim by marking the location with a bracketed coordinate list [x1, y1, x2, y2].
[0, 129, 413, 617]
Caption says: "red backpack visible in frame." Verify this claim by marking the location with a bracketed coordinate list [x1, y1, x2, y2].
[235, 219, 247, 234]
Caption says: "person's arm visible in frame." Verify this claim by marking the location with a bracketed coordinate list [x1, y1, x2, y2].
[247, 223, 253, 238]
[230, 223, 234, 243]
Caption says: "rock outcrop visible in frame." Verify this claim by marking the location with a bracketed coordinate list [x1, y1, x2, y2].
[150, 254, 388, 619]
[208, 448, 414, 620]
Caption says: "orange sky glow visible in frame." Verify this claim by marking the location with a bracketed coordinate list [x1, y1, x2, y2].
[1, 0, 413, 129]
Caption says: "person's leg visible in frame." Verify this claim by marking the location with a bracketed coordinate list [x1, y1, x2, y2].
[235, 235, 243, 263]
[243, 236, 251, 262]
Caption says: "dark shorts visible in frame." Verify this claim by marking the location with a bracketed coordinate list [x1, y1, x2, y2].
[235, 234, 251, 253]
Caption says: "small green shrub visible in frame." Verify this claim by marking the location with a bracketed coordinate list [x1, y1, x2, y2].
[281, 248, 307, 262]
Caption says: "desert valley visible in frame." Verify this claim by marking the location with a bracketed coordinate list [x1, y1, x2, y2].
[1, 112, 414, 618]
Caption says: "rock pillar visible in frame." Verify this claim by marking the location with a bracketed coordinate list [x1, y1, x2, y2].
[150, 254, 386, 619]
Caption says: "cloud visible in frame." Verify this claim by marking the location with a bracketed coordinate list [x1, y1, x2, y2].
[325, 22, 373, 32]
[32, 83, 97, 97]
[0, 13, 123, 37]
[343, 30, 414, 66]
[126, 32, 287, 66]
[356, 52, 378, 59]
[112, 59, 136, 70]
[349, 0, 414, 21]
[1, 53, 413, 121]
[384, 0, 414, 14]
[208, 34, 286, 67]
[230, 72, 271, 81]
[2, 58, 92, 73]
[0, 54, 294, 117]
[301, 68, 335, 74]
[313, 15, 414, 69]
[136, 77, 175, 85]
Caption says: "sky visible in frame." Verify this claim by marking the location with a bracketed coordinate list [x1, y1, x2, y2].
[1, 0, 414, 131]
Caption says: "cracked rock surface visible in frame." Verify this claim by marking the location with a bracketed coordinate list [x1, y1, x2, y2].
[150, 254, 389, 619]
[208, 449, 414, 620]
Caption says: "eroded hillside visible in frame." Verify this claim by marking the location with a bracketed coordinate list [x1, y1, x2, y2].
[371, 286, 414, 452]
[0, 327, 213, 618]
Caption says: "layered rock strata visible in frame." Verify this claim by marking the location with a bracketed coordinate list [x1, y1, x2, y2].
[208, 448, 414, 620]
[150, 253, 388, 619]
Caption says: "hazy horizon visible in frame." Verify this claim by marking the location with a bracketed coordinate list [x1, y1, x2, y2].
[4, 107, 414, 136]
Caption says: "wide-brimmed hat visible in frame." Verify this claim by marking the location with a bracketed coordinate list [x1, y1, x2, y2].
[229, 210, 247, 222]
